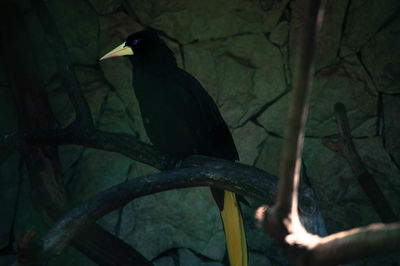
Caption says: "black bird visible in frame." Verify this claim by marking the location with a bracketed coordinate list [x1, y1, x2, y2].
[100, 30, 247, 266]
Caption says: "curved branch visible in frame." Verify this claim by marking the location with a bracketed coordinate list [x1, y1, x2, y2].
[1, 128, 163, 169]
[19, 153, 400, 266]
[20, 155, 278, 263]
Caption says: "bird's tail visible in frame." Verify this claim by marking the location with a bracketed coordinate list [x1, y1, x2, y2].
[220, 191, 248, 266]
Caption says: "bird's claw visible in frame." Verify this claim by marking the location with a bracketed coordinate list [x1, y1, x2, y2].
[161, 155, 183, 170]
[174, 159, 183, 169]
[161, 155, 169, 170]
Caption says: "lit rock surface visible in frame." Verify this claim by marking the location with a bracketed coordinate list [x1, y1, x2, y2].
[184, 33, 286, 127]
[0, 153, 20, 249]
[340, 0, 400, 56]
[232, 121, 268, 165]
[88, 0, 122, 15]
[255, 134, 283, 177]
[269, 21, 289, 47]
[24, 11, 58, 86]
[47, 0, 99, 65]
[383, 95, 400, 166]
[290, 0, 349, 70]
[303, 137, 400, 232]
[46, 67, 110, 127]
[249, 252, 273, 266]
[257, 55, 377, 137]
[361, 14, 400, 93]
[118, 188, 225, 260]
[178, 248, 224, 266]
[126, 0, 289, 43]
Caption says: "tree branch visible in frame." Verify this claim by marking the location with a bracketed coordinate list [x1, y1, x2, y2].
[1, 128, 163, 169]
[31, 0, 93, 128]
[256, 1, 400, 266]
[1, 3, 152, 265]
[275, 0, 326, 217]
[260, 0, 327, 246]
[17, 155, 278, 264]
[324, 103, 397, 223]
[3, 0, 398, 265]
[309, 223, 400, 265]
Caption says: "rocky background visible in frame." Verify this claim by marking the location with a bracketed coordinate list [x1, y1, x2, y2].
[0, 0, 399, 265]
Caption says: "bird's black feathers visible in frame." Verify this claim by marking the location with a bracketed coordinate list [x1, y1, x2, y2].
[129, 30, 238, 162]
[102, 30, 247, 265]
[126, 31, 177, 71]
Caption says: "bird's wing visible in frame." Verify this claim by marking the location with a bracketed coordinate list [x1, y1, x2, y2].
[168, 69, 247, 266]
[168, 68, 239, 161]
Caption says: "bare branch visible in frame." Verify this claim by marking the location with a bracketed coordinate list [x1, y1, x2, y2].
[259, 0, 327, 249]
[324, 103, 397, 223]
[3, 0, 398, 265]
[31, 0, 93, 128]
[1, 128, 163, 169]
[20, 149, 400, 266]
[254, 0, 400, 262]
[309, 223, 400, 265]
[1, 3, 152, 264]
[276, 0, 326, 217]
[19, 155, 278, 263]
[256, 210, 400, 266]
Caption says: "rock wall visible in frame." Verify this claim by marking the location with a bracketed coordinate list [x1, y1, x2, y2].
[0, 0, 399, 265]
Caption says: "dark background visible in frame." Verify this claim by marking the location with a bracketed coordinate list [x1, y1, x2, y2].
[0, 0, 399, 265]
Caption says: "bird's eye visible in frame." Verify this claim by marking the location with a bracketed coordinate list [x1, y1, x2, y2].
[133, 38, 143, 46]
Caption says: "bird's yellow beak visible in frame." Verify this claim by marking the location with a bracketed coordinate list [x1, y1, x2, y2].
[100, 42, 133, 61]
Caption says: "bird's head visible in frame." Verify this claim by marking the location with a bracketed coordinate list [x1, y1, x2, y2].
[100, 30, 176, 67]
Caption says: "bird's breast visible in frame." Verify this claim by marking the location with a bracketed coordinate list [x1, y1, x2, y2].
[132, 75, 197, 156]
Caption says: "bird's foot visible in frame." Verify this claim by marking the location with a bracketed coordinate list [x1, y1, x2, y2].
[161, 155, 170, 170]
[161, 155, 183, 170]
[174, 159, 183, 169]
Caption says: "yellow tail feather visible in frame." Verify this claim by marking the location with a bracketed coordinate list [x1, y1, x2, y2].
[220, 191, 248, 266]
